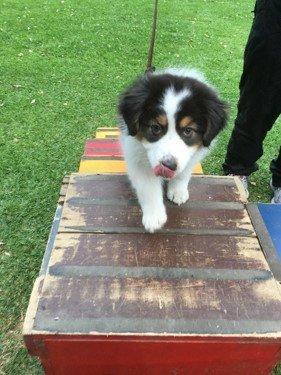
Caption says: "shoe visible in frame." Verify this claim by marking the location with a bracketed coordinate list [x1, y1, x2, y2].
[228, 174, 249, 199]
[270, 179, 281, 204]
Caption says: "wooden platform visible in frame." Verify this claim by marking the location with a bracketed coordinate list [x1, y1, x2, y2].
[23, 174, 281, 374]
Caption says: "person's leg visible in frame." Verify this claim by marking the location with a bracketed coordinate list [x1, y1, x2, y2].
[223, 0, 281, 176]
[270, 147, 281, 188]
[270, 147, 281, 203]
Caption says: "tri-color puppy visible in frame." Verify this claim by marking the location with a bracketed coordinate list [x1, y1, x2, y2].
[118, 68, 228, 233]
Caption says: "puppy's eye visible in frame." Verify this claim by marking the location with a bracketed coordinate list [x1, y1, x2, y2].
[150, 123, 162, 135]
[183, 127, 193, 136]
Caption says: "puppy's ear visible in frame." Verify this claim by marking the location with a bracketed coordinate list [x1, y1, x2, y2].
[118, 76, 149, 136]
[203, 97, 229, 147]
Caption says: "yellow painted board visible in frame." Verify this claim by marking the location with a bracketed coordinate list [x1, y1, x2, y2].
[79, 159, 126, 174]
[79, 159, 202, 175]
[96, 127, 119, 131]
[193, 163, 203, 174]
[95, 128, 119, 139]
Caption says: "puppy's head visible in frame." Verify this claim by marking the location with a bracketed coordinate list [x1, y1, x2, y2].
[118, 70, 228, 178]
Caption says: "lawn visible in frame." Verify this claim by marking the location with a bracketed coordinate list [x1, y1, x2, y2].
[0, 0, 280, 373]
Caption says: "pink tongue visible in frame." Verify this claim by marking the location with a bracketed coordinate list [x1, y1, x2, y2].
[153, 164, 175, 179]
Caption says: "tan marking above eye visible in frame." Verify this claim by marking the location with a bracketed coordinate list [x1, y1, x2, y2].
[155, 114, 168, 126]
[179, 116, 193, 128]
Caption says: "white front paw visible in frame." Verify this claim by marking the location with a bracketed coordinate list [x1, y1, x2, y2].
[167, 184, 189, 205]
[142, 210, 167, 233]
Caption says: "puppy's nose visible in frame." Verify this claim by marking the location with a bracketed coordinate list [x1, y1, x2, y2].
[161, 157, 177, 171]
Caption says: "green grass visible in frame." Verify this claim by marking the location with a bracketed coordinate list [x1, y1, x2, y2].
[0, 0, 280, 373]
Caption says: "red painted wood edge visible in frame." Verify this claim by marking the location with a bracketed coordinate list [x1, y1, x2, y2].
[86, 139, 119, 147]
[84, 139, 122, 157]
[24, 334, 281, 375]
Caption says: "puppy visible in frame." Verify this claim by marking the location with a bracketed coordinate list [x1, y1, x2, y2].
[118, 68, 228, 233]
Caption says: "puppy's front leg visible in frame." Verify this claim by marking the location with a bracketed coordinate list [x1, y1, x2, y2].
[167, 167, 192, 205]
[130, 170, 167, 233]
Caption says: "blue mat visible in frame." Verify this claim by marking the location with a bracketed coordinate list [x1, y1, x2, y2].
[258, 203, 281, 260]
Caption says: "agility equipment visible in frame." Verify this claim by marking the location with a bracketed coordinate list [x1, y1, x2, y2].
[23, 127, 281, 374]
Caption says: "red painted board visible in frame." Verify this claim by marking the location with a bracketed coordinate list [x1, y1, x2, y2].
[25, 335, 281, 375]
[84, 139, 122, 157]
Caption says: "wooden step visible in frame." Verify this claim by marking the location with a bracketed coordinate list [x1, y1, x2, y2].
[23, 174, 281, 374]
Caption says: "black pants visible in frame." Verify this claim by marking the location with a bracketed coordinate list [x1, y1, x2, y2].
[223, 0, 281, 187]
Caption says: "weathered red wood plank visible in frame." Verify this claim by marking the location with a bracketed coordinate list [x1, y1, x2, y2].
[67, 174, 244, 203]
[50, 233, 266, 270]
[35, 275, 281, 334]
[59, 202, 254, 235]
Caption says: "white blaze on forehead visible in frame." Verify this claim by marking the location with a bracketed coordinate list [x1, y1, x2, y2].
[162, 88, 191, 126]
[141, 86, 204, 175]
